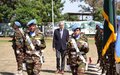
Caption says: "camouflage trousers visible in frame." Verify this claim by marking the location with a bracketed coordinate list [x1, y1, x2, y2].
[25, 54, 42, 75]
[96, 45, 102, 64]
[14, 48, 25, 71]
[70, 63, 85, 75]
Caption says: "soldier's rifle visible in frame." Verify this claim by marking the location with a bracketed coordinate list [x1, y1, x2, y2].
[18, 28, 44, 63]
[70, 38, 88, 70]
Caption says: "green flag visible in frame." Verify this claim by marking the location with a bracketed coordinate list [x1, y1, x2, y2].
[102, 0, 116, 56]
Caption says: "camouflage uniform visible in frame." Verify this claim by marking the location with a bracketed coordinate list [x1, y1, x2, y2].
[95, 26, 106, 74]
[66, 33, 89, 75]
[12, 28, 25, 71]
[95, 28, 102, 64]
[98, 29, 103, 63]
[98, 28, 105, 73]
[24, 28, 46, 75]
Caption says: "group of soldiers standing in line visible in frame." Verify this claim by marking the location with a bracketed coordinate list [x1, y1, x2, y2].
[12, 20, 89, 75]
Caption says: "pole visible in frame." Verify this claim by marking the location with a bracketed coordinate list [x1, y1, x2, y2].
[114, 0, 119, 75]
[52, 0, 54, 36]
[111, 0, 116, 75]
[113, 0, 117, 33]
[116, 0, 118, 32]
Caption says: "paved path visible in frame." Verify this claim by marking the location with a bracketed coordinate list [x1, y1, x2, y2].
[0, 38, 101, 75]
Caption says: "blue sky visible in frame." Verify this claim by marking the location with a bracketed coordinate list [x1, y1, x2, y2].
[61, 0, 120, 14]
[62, 0, 80, 14]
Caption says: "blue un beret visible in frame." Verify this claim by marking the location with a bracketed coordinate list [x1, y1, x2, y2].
[27, 19, 37, 26]
[14, 21, 21, 27]
[71, 23, 81, 31]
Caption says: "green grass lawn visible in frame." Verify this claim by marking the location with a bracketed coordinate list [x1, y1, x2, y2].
[88, 39, 95, 44]
[0, 40, 10, 42]
[0, 37, 95, 46]
[0, 39, 12, 46]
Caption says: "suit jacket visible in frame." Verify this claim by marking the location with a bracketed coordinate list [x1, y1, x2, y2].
[53, 28, 69, 50]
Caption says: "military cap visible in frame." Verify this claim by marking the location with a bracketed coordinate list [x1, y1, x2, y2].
[71, 23, 81, 31]
[27, 19, 37, 26]
[14, 21, 21, 27]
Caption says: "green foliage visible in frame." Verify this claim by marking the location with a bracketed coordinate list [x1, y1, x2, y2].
[0, 0, 64, 24]
[10, 0, 43, 24]
[54, 0, 64, 22]
[11, 8, 41, 24]
[69, 0, 104, 21]
[0, 5, 13, 22]
[117, 10, 120, 15]
[93, 7, 103, 21]
[63, 13, 79, 21]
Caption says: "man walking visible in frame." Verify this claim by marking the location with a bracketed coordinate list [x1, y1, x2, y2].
[66, 25, 89, 75]
[53, 21, 69, 74]
[95, 24, 101, 64]
[12, 21, 24, 75]
[24, 19, 46, 75]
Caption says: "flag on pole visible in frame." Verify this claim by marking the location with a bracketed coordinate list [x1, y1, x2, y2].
[102, 0, 116, 56]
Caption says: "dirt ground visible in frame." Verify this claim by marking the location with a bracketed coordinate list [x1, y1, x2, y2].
[0, 37, 98, 75]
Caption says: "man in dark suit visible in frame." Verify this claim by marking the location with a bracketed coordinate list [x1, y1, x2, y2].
[53, 21, 69, 74]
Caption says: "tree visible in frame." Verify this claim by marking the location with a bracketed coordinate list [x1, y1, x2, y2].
[69, 0, 103, 21]
[81, 0, 103, 21]
[10, 0, 42, 24]
[0, 0, 65, 24]
[0, 0, 17, 23]
[53, 0, 65, 22]
[0, 5, 13, 23]
[116, 2, 120, 15]
[63, 13, 79, 21]
[94, 7, 103, 21]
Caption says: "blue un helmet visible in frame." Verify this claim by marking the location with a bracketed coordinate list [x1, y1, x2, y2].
[71, 23, 81, 31]
[14, 21, 21, 27]
[27, 19, 37, 26]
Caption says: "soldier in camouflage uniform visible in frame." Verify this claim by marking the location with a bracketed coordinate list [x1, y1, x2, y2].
[66, 25, 89, 75]
[98, 25, 104, 62]
[24, 19, 46, 75]
[98, 25, 105, 73]
[94, 24, 101, 64]
[12, 21, 25, 75]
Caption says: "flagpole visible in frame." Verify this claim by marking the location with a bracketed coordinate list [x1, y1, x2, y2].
[113, 0, 117, 33]
[113, 0, 118, 75]
[115, 0, 118, 32]
[52, 0, 54, 36]
[111, 0, 116, 75]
